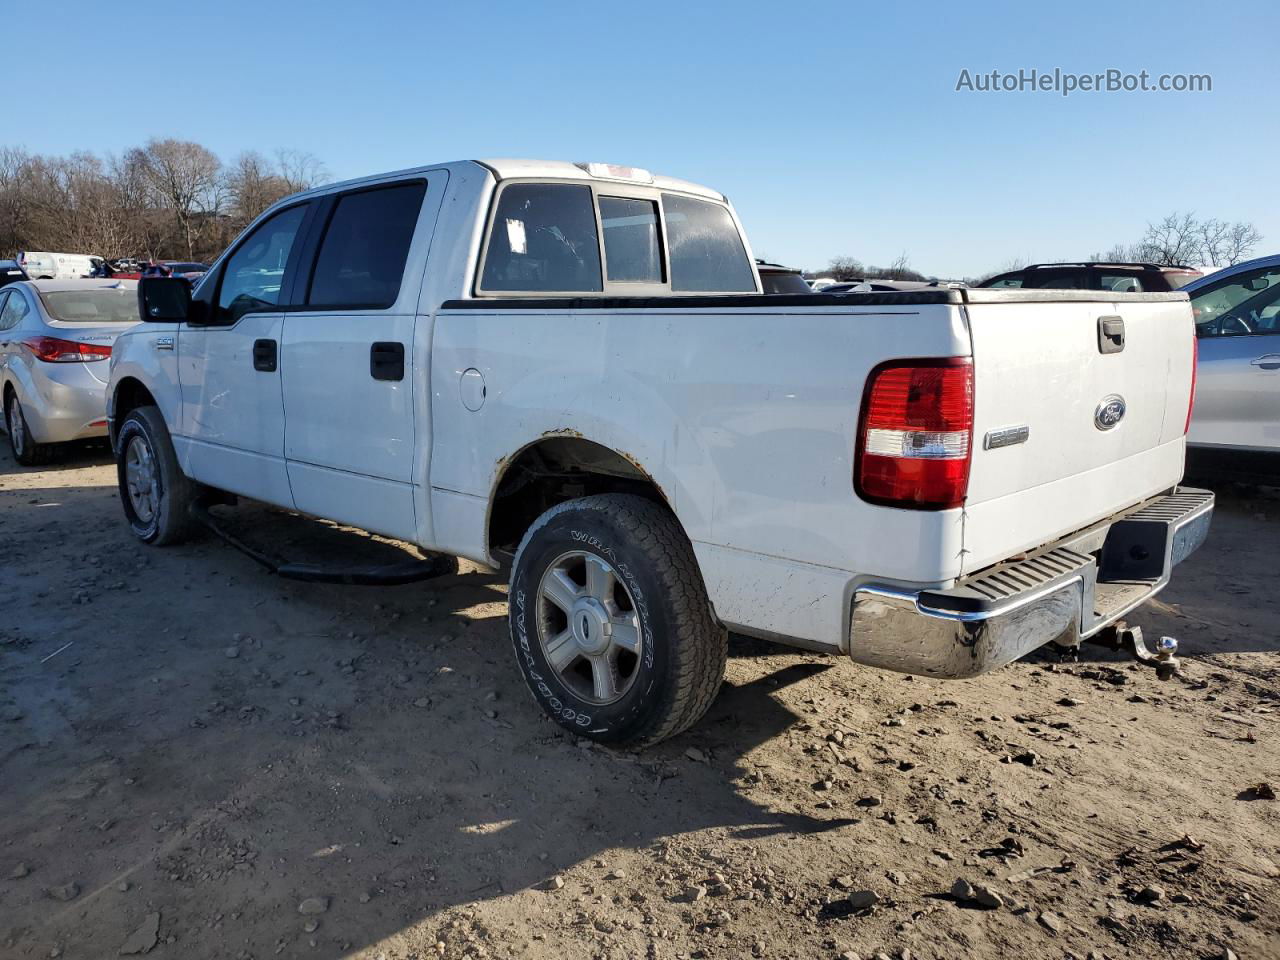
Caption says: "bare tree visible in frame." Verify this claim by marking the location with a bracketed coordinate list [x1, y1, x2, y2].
[1222, 221, 1263, 265]
[826, 256, 864, 281]
[274, 149, 328, 194]
[134, 139, 222, 260]
[1142, 212, 1205, 266]
[226, 151, 293, 226]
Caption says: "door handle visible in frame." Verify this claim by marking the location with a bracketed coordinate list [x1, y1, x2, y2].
[370, 342, 404, 381]
[252, 338, 278, 372]
[1251, 354, 1280, 370]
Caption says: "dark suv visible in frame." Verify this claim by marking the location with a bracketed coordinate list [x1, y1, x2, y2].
[978, 262, 1202, 292]
[1, 259, 28, 288]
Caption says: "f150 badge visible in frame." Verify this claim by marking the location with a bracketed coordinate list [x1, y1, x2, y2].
[1094, 394, 1126, 431]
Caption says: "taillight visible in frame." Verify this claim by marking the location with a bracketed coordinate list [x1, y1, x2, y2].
[855, 358, 974, 510]
[1184, 336, 1198, 434]
[21, 336, 112, 362]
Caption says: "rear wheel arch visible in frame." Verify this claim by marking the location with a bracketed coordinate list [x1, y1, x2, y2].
[486, 435, 685, 558]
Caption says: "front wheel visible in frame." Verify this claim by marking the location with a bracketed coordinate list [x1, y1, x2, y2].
[508, 494, 727, 746]
[115, 405, 197, 545]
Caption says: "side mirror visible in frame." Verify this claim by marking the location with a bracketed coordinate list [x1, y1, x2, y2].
[138, 276, 192, 322]
[1246, 276, 1270, 291]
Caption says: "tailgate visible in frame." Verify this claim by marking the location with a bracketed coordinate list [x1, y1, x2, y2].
[960, 290, 1195, 575]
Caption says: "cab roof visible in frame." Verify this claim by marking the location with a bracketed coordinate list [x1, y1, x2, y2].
[289, 158, 725, 203]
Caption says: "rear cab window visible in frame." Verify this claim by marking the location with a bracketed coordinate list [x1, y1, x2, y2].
[476, 179, 757, 297]
[306, 180, 427, 309]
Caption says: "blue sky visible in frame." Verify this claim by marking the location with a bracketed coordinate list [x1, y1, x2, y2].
[13, 0, 1277, 277]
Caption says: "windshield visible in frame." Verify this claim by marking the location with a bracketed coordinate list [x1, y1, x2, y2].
[41, 288, 138, 323]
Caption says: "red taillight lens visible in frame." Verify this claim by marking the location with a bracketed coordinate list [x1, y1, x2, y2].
[21, 336, 112, 363]
[855, 358, 974, 509]
[1184, 336, 1198, 434]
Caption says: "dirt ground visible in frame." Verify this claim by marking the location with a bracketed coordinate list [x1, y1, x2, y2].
[1, 442, 1277, 960]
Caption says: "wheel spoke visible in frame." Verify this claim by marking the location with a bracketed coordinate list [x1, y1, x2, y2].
[542, 568, 581, 614]
[589, 656, 618, 701]
[584, 556, 614, 603]
[609, 617, 641, 655]
[544, 628, 578, 672]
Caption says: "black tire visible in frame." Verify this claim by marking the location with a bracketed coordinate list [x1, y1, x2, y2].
[5, 391, 55, 466]
[508, 494, 726, 746]
[115, 405, 197, 545]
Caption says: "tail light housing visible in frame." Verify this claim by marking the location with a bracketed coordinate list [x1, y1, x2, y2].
[21, 336, 112, 362]
[855, 358, 974, 510]
[1184, 336, 1198, 434]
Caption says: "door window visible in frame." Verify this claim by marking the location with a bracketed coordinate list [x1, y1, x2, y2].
[662, 193, 756, 292]
[215, 203, 309, 324]
[1192, 267, 1280, 337]
[480, 183, 602, 292]
[599, 197, 662, 283]
[307, 181, 427, 309]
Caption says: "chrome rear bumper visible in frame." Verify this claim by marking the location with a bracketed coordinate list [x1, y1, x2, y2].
[849, 488, 1214, 679]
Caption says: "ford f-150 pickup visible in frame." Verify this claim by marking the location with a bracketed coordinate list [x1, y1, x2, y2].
[107, 158, 1213, 745]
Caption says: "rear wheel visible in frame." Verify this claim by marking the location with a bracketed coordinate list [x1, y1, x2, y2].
[115, 405, 198, 545]
[508, 494, 726, 746]
[5, 392, 54, 466]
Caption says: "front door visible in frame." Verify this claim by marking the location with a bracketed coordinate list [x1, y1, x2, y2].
[281, 177, 439, 542]
[1189, 263, 1280, 452]
[176, 201, 312, 507]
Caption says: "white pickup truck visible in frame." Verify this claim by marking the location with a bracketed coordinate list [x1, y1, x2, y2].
[107, 158, 1213, 745]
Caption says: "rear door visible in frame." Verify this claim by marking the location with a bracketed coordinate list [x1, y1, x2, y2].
[1189, 264, 1280, 451]
[959, 291, 1196, 573]
[280, 176, 442, 542]
[176, 201, 313, 507]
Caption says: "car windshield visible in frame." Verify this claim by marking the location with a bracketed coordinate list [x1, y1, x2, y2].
[41, 288, 138, 323]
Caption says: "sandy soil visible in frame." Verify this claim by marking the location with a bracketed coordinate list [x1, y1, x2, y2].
[1, 441, 1277, 960]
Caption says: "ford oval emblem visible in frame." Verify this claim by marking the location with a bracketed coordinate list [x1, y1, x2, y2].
[1094, 394, 1126, 431]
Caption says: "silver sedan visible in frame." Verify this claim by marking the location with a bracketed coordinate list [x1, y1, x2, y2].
[0, 279, 139, 465]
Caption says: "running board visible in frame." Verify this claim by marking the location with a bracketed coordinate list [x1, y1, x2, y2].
[189, 504, 455, 586]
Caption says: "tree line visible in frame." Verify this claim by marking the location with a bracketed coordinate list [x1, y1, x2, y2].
[0, 140, 328, 264]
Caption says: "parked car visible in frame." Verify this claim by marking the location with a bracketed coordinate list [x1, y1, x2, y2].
[755, 259, 812, 294]
[0, 259, 28, 288]
[808, 277, 836, 290]
[0, 279, 139, 464]
[16, 251, 104, 280]
[108, 158, 1210, 746]
[822, 279, 955, 294]
[978, 262, 1202, 292]
[1181, 254, 1280, 472]
[164, 261, 210, 282]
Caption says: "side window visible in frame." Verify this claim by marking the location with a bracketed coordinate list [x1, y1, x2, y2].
[1193, 267, 1280, 338]
[307, 181, 427, 309]
[216, 203, 309, 324]
[480, 183, 602, 293]
[1024, 269, 1086, 289]
[661, 193, 756, 292]
[0, 290, 30, 329]
[599, 197, 662, 283]
[1098, 273, 1144, 292]
[0, 292, 10, 329]
[987, 274, 1025, 288]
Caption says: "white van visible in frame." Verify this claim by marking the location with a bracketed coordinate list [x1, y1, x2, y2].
[17, 252, 102, 280]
